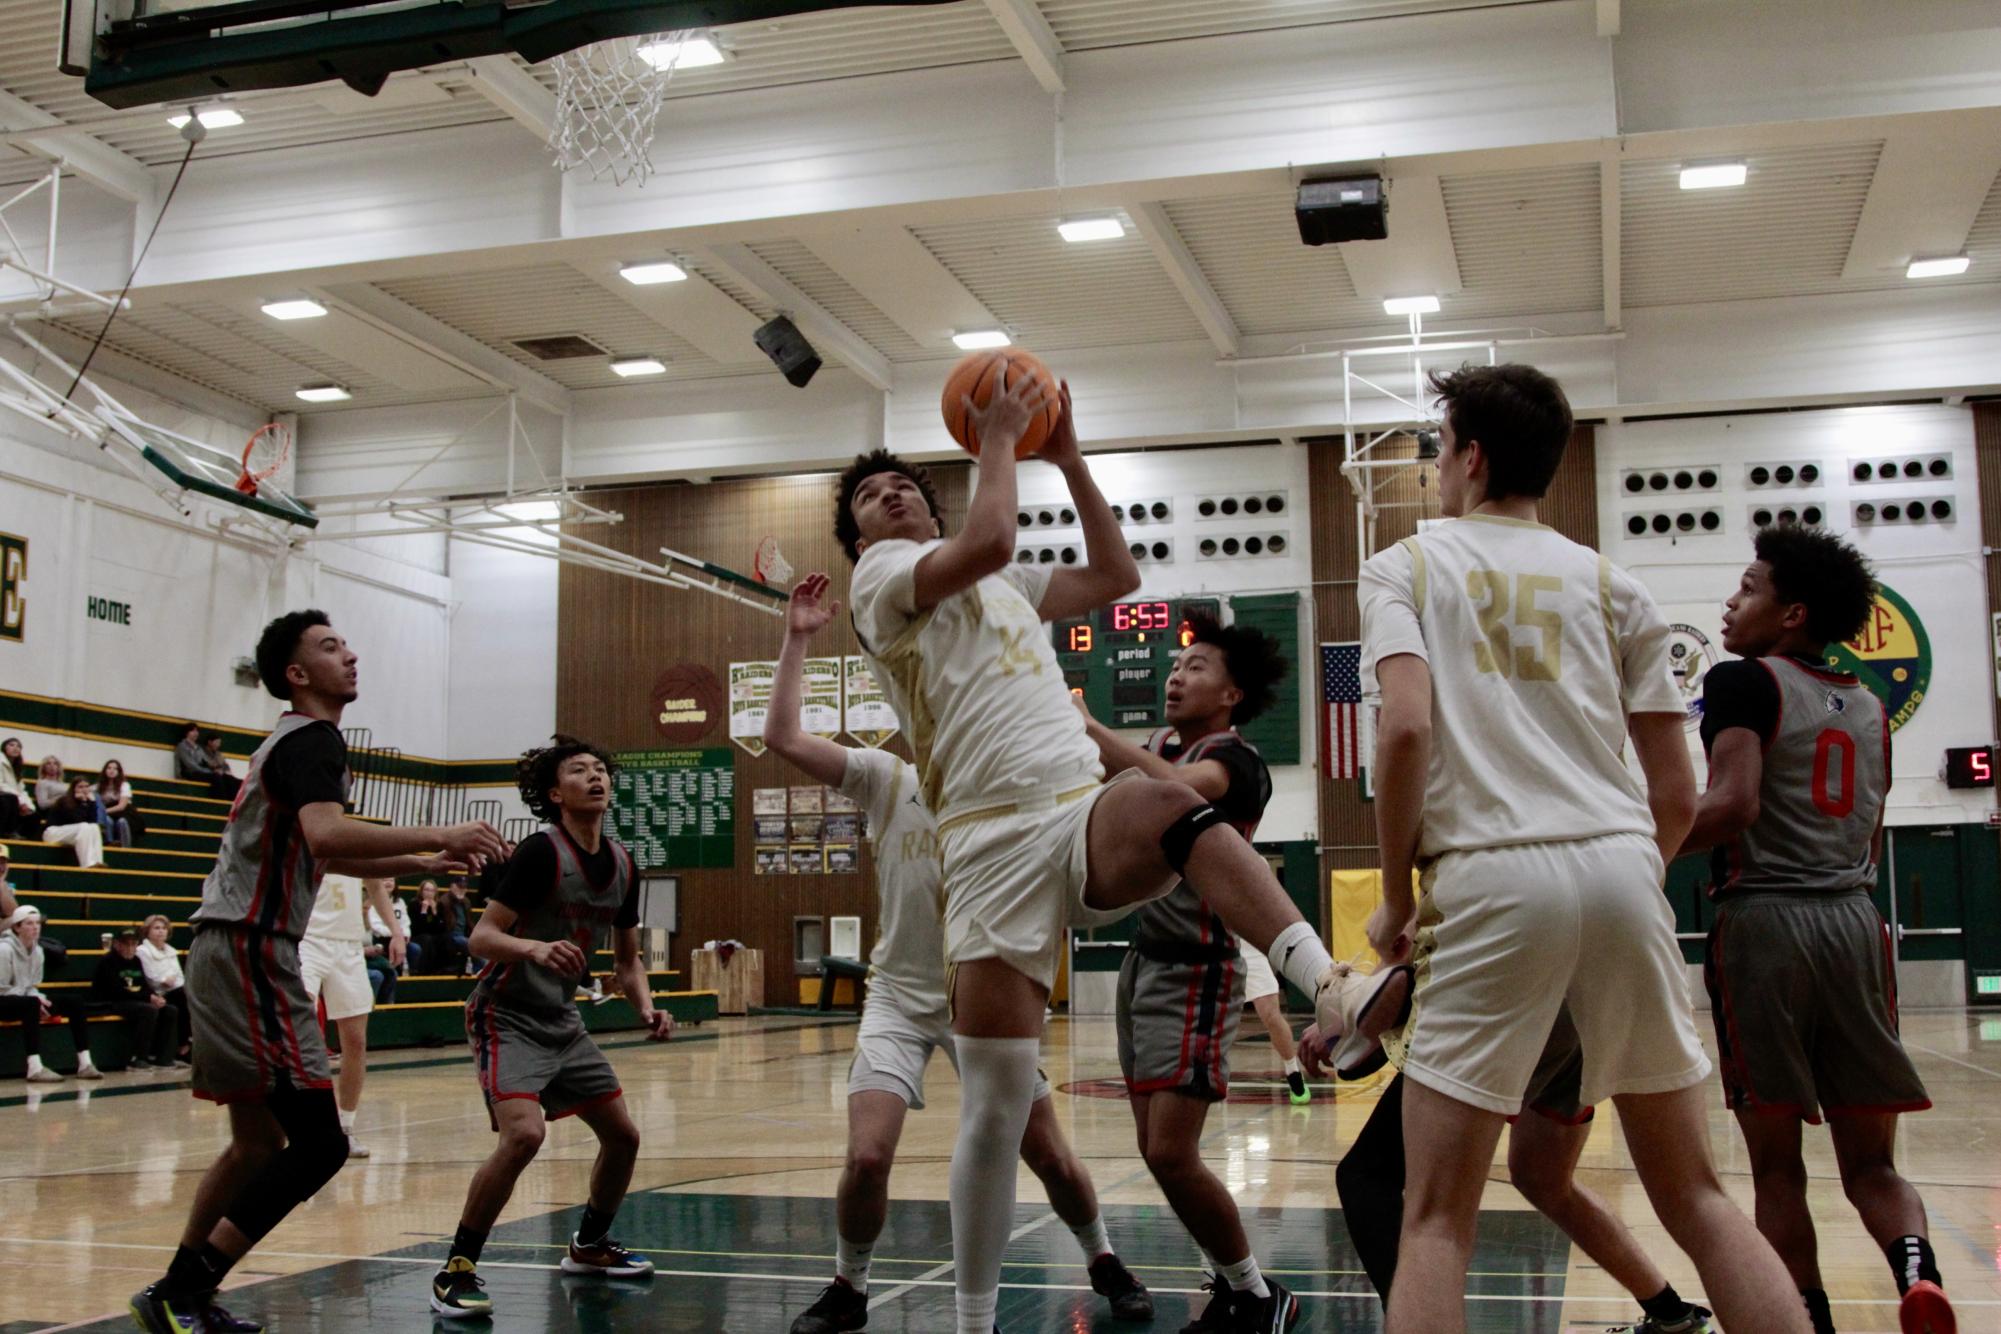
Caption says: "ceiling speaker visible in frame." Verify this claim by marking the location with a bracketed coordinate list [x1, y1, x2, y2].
[1296, 176, 1387, 245]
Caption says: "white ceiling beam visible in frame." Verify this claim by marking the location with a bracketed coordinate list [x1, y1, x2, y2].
[0, 89, 154, 208]
[983, 0, 1066, 95]
[4, 323, 266, 430]
[1841, 113, 2001, 279]
[463, 55, 557, 141]
[1127, 203, 1238, 359]
[1595, 0, 1620, 39]
[313, 281, 573, 417]
[694, 243, 893, 392]
[799, 222, 998, 350]
[571, 256, 769, 366]
[1601, 154, 1621, 328]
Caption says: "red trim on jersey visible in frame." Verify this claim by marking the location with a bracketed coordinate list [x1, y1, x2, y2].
[234, 929, 271, 1092]
[1772, 657, 1861, 686]
[1707, 914, 1758, 1110]
[1209, 955, 1235, 1095]
[242, 787, 280, 932]
[547, 1087, 624, 1120]
[266, 934, 309, 1087]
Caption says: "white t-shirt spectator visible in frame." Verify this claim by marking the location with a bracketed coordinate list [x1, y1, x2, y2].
[137, 938, 185, 992]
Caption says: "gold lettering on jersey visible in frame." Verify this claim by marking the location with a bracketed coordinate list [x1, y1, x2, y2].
[897, 829, 938, 862]
[1467, 569, 1565, 681]
[996, 624, 1044, 677]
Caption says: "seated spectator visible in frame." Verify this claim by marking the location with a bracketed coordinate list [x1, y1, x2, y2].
[42, 776, 106, 870]
[0, 905, 101, 1082]
[94, 759, 139, 848]
[363, 939, 398, 1004]
[366, 891, 421, 975]
[446, 877, 478, 974]
[201, 735, 242, 800]
[175, 724, 241, 800]
[91, 926, 181, 1068]
[0, 740, 38, 841]
[410, 880, 452, 976]
[33, 754, 67, 811]
[137, 913, 190, 1062]
[3, 737, 30, 785]
[0, 843, 15, 922]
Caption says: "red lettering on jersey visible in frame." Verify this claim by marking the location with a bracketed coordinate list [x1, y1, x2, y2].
[1811, 728, 1856, 818]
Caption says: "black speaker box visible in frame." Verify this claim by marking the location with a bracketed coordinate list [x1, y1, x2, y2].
[1296, 176, 1387, 245]
[753, 316, 822, 388]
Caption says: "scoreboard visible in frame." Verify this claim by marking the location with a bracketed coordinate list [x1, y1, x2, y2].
[1054, 598, 1220, 730]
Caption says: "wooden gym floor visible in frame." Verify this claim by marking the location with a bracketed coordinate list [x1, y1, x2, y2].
[3, 1011, 1998, 1332]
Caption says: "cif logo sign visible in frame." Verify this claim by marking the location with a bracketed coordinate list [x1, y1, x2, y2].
[0, 532, 24, 643]
[1826, 583, 1931, 733]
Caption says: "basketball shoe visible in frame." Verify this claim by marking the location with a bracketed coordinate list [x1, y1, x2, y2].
[1603, 1305, 1714, 1332]
[1899, 1280, 1956, 1334]
[1229, 1277, 1301, 1331]
[562, 1233, 654, 1277]
[1179, 1278, 1235, 1332]
[1314, 962, 1414, 1079]
[790, 1278, 867, 1333]
[1088, 1253, 1154, 1320]
[429, 1256, 491, 1319]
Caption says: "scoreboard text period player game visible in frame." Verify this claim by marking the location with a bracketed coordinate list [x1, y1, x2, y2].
[1054, 598, 1220, 730]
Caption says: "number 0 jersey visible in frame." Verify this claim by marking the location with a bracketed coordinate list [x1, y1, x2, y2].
[1359, 514, 1683, 858]
[1700, 655, 1888, 897]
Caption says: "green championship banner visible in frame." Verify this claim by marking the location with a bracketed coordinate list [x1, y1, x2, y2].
[609, 747, 736, 870]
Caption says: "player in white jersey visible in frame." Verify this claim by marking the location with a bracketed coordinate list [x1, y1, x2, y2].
[1356, 363, 1809, 1334]
[839, 368, 1352, 1334]
[764, 573, 1152, 1333]
[299, 872, 404, 1159]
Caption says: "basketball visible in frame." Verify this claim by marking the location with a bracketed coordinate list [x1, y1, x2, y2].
[940, 349, 1062, 458]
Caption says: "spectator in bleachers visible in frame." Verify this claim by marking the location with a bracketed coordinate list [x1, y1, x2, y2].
[410, 880, 451, 976]
[0, 741, 38, 841]
[175, 723, 241, 800]
[0, 843, 17, 922]
[138, 913, 191, 1063]
[42, 776, 107, 869]
[92, 926, 182, 1068]
[2, 737, 29, 783]
[366, 890, 421, 975]
[33, 754, 67, 810]
[95, 760, 141, 847]
[445, 877, 478, 975]
[0, 905, 102, 1082]
[201, 735, 242, 799]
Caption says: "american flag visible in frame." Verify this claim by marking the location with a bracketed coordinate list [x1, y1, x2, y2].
[1321, 642, 1363, 779]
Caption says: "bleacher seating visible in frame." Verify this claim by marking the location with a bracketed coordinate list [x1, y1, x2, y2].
[3, 770, 716, 1077]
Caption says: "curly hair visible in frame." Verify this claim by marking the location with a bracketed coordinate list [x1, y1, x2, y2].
[833, 448, 948, 564]
[1426, 362, 1574, 500]
[254, 608, 332, 700]
[1754, 524, 1878, 649]
[516, 734, 618, 824]
[1188, 614, 1289, 727]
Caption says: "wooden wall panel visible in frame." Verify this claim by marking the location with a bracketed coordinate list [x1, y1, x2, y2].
[555, 461, 969, 995]
[1307, 424, 1597, 878]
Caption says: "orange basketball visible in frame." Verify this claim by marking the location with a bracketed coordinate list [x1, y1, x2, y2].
[940, 349, 1062, 458]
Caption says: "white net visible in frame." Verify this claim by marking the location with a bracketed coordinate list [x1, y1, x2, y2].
[548, 32, 690, 187]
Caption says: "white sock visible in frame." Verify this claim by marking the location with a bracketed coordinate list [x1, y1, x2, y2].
[1282, 1055, 1302, 1075]
[25, 1054, 44, 1074]
[950, 1036, 1040, 1334]
[1219, 1253, 1270, 1299]
[1267, 922, 1334, 999]
[339, 1108, 357, 1134]
[835, 1235, 873, 1294]
[77, 1054, 96, 1073]
[1068, 1214, 1111, 1261]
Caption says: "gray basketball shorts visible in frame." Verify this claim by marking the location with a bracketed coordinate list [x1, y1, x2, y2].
[1115, 948, 1245, 1102]
[1705, 890, 1930, 1122]
[466, 994, 622, 1128]
[186, 924, 332, 1104]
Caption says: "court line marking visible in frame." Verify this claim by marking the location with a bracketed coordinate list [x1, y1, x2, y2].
[1903, 1041, 2001, 1080]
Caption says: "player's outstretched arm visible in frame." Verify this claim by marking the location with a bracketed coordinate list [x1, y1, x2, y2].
[1366, 654, 1431, 965]
[762, 574, 856, 788]
[910, 359, 1049, 611]
[360, 876, 408, 969]
[1665, 716, 1750, 860]
[1036, 384, 1141, 623]
[614, 925, 673, 1040]
[299, 804, 508, 868]
[1074, 697, 1233, 799]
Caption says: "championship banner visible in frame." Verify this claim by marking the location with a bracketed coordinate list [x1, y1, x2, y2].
[800, 656, 844, 738]
[728, 660, 776, 756]
[843, 654, 899, 747]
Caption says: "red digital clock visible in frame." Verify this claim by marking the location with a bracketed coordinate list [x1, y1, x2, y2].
[1109, 600, 1172, 633]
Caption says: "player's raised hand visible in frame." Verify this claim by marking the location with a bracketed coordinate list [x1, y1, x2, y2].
[1037, 381, 1080, 469]
[415, 852, 469, 878]
[535, 938, 587, 977]
[439, 820, 508, 867]
[786, 572, 841, 639]
[965, 357, 1050, 457]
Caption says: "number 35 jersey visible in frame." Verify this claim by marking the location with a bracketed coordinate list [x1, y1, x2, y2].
[1359, 514, 1682, 858]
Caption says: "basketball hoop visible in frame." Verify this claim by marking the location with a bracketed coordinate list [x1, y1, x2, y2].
[234, 421, 292, 497]
[548, 32, 691, 186]
[752, 536, 794, 588]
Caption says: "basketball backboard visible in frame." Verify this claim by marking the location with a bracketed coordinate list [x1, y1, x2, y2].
[66, 0, 961, 109]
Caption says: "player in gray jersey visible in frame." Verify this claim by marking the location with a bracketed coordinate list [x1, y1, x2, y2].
[1081, 614, 1302, 1331]
[133, 610, 507, 1334]
[1685, 527, 1953, 1334]
[431, 735, 674, 1321]
[765, 575, 1152, 1333]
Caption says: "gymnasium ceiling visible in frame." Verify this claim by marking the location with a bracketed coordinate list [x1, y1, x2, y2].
[1, 0, 1998, 423]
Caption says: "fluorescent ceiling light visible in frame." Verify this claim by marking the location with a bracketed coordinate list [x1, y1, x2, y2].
[1906, 255, 1970, 279]
[497, 501, 562, 522]
[261, 298, 327, 321]
[952, 330, 1011, 350]
[1679, 162, 1747, 190]
[168, 107, 243, 129]
[611, 356, 667, 377]
[294, 384, 350, 402]
[636, 35, 727, 70]
[1382, 295, 1440, 315]
[1058, 217, 1125, 243]
[619, 260, 687, 285]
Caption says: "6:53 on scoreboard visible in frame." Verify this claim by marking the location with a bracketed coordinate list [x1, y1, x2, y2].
[1054, 598, 1218, 730]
